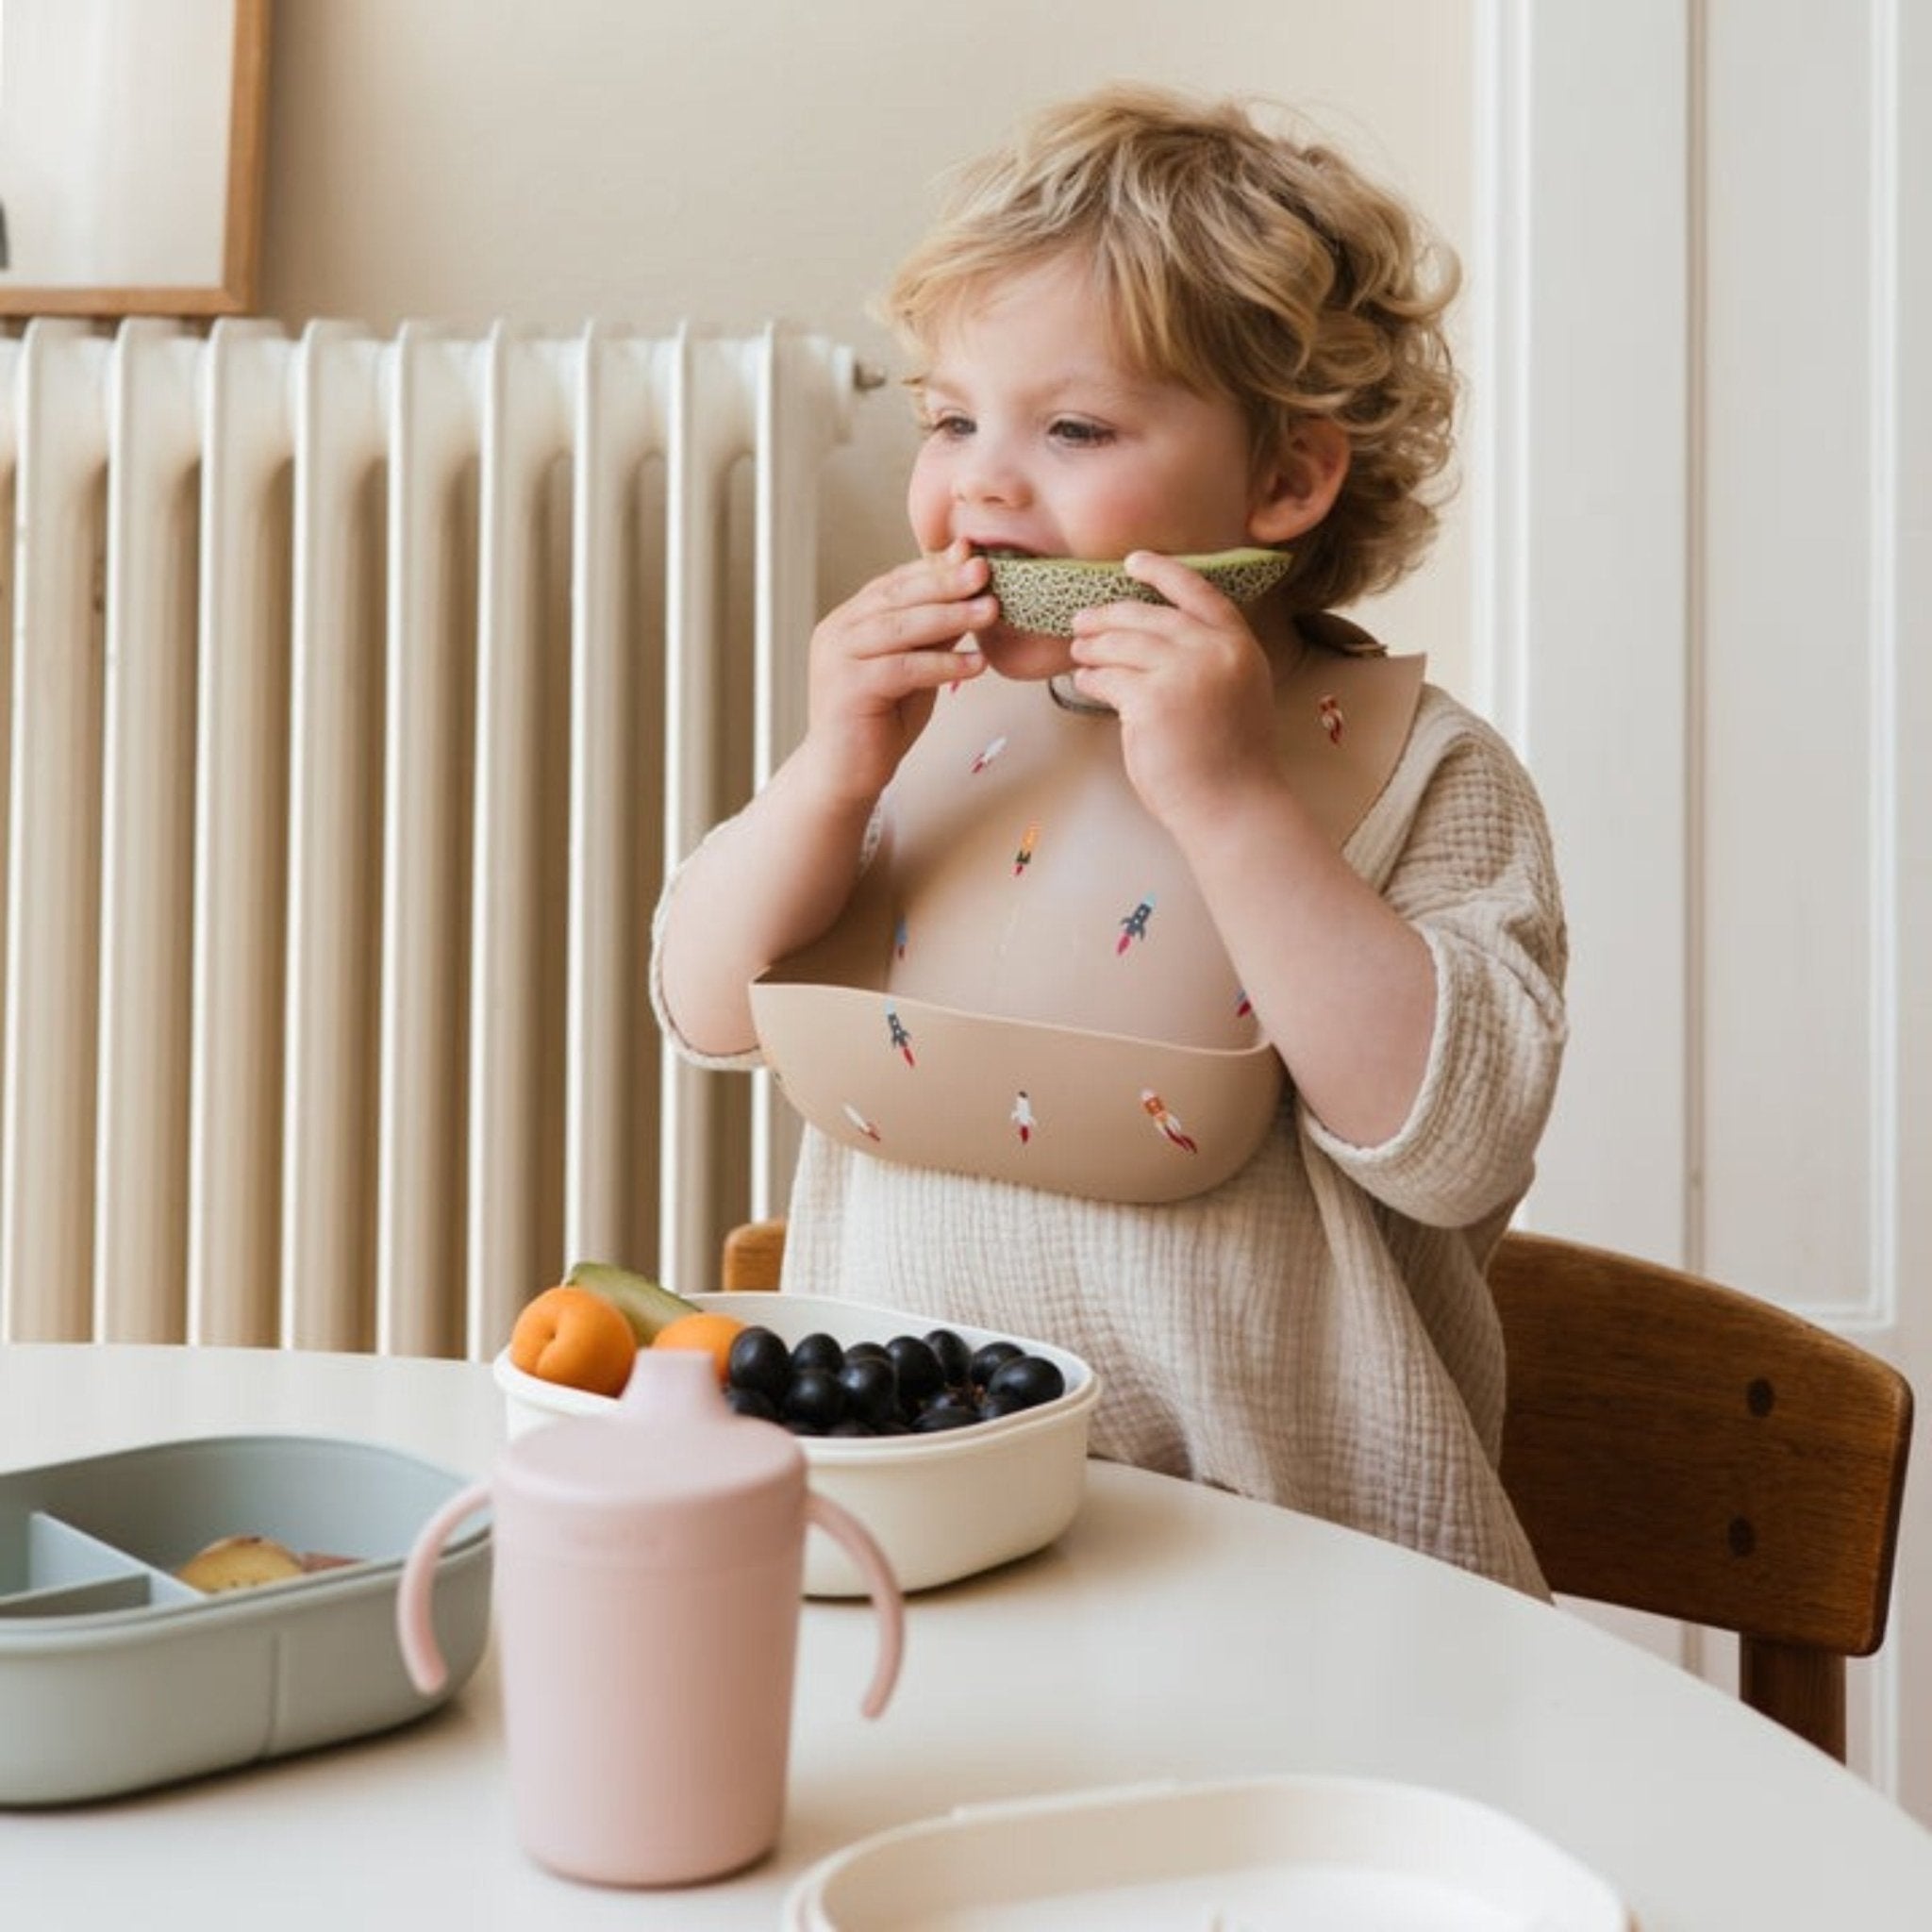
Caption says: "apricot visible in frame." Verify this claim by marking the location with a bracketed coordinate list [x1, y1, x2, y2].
[509, 1283, 638, 1395]
[649, 1309, 747, 1385]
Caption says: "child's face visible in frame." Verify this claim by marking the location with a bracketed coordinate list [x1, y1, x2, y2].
[907, 252, 1274, 680]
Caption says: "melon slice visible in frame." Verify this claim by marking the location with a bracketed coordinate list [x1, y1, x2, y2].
[985, 545, 1292, 637]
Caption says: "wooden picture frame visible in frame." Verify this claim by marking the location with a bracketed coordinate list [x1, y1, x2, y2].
[0, 0, 270, 318]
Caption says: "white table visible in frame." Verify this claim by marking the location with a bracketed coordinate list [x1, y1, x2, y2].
[3, 1342, 1928, 1929]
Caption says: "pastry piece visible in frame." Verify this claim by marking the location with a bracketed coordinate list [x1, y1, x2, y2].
[174, 1534, 308, 1592]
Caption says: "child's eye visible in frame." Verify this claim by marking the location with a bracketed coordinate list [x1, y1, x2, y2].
[1049, 418, 1114, 447]
[920, 410, 974, 440]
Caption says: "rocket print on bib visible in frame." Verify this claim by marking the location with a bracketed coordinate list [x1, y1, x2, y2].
[1141, 1090, 1198, 1155]
[1116, 895, 1156, 955]
[885, 1003, 915, 1067]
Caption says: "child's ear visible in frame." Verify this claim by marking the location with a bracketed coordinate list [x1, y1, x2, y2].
[1247, 419, 1350, 545]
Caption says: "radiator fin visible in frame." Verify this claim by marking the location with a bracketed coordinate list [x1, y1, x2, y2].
[0, 317, 858, 1356]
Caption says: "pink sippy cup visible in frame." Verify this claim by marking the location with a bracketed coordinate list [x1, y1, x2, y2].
[396, 1346, 903, 1887]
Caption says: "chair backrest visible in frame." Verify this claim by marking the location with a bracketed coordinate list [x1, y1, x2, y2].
[1488, 1230, 1912, 1760]
[722, 1217, 1913, 1760]
[721, 1218, 789, 1294]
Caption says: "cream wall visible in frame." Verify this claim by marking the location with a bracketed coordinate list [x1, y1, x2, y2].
[258, 0, 1475, 689]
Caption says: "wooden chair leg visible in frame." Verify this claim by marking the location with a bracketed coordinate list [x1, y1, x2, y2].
[1740, 1639, 1845, 1762]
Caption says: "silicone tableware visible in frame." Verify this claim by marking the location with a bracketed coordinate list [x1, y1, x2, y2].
[495, 1291, 1100, 1596]
[0, 1434, 491, 1806]
[783, 1774, 1632, 1930]
[399, 1347, 904, 1888]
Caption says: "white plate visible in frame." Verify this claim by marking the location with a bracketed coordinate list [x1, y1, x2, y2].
[783, 1775, 1630, 1931]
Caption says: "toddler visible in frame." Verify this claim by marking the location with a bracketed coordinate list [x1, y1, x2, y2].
[652, 86, 1567, 1593]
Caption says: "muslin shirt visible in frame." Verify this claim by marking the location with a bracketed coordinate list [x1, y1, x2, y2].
[652, 679, 1567, 1596]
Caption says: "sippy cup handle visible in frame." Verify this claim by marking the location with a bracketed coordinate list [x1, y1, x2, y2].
[805, 1491, 905, 1719]
[396, 1478, 491, 1696]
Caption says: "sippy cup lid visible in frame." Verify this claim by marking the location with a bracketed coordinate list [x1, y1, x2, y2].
[499, 1348, 807, 1570]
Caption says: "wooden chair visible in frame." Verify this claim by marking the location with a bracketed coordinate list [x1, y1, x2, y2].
[1488, 1229, 1911, 1761]
[721, 1218, 790, 1295]
[721, 1217, 1913, 1761]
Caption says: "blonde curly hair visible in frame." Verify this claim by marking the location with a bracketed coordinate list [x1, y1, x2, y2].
[882, 86, 1460, 613]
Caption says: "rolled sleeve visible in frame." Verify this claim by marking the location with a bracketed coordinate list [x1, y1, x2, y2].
[1306, 706, 1568, 1227]
[647, 851, 768, 1074]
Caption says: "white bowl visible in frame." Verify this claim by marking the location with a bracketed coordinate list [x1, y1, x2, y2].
[493, 1291, 1100, 1597]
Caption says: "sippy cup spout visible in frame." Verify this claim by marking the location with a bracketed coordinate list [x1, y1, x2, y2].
[616, 1341, 726, 1421]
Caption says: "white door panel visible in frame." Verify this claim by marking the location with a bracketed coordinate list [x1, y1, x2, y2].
[1699, 0, 1899, 1329]
[1473, 0, 1928, 1818]
[1471, 0, 1693, 1267]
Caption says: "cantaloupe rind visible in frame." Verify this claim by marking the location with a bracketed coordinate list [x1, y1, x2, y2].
[985, 545, 1293, 637]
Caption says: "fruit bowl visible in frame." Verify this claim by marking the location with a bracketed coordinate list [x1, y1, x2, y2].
[493, 1292, 1100, 1597]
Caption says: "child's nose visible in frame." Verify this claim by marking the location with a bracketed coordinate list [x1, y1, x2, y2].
[954, 443, 1030, 508]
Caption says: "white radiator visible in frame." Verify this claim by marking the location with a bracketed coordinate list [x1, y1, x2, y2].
[0, 316, 864, 1357]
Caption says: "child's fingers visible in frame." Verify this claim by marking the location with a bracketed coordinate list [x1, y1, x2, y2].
[837, 553, 992, 658]
[1067, 593, 1195, 667]
[887, 542, 988, 612]
[1068, 553, 1256, 677]
[853, 599, 995, 658]
[1121, 549, 1241, 620]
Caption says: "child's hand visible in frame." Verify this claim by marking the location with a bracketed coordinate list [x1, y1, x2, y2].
[799, 541, 992, 807]
[1066, 552, 1282, 832]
